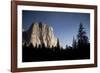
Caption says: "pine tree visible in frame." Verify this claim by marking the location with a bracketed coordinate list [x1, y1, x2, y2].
[38, 44, 41, 49]
[42, 42, 45, 48]
[57, 38, 60, 49]
[77, 22, 89, 48]
[29, 43, 33, 48]
[66, 45, 68, 49]
[72, 36, 77, 49]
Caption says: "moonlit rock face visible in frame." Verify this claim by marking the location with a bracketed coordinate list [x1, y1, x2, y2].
[22, 22, 57, 48]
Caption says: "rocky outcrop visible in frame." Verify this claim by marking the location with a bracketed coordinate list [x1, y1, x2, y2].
[22, 22, 57, 48]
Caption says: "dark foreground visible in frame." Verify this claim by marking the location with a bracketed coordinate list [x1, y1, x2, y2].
[22, 45, 90, 62]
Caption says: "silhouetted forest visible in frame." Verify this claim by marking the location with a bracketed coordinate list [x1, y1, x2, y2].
[22, 23, 90, 62]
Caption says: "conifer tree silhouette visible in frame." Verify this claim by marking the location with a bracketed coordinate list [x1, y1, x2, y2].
[57, 38, 60, 49]
[72, 36, 77, 49]
[77, 22, 89, 48]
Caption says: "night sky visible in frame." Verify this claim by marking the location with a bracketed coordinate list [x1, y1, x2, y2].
[22, 10, 90, 48]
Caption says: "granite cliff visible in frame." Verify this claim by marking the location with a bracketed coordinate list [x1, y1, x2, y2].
[22, 22, 57, 48]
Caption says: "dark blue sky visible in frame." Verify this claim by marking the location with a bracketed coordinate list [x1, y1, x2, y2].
[22, 10, 90, 48]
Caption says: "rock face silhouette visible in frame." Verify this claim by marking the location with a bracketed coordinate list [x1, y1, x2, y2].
[22, 22, 57, 48]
